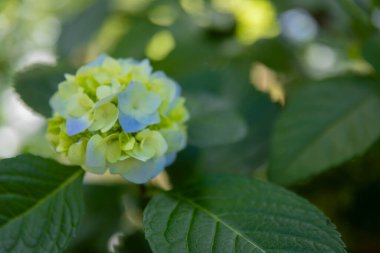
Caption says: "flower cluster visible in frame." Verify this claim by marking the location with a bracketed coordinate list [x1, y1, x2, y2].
[47, 55, 189, 183]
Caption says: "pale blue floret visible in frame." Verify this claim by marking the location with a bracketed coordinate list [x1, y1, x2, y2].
[171, 83, 181, 110]
[118, 113, 154, 133]
[150, 71, 181, 114]
[66, 115, 92, 136]
[119, 58, 152, 77]
[109, 153, 175, 184]
[84, 135, 107, 174]
[118, 82, 161, 133]
[164, 152, 177, 166]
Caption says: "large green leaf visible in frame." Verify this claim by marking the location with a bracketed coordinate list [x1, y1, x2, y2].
[269, 76, 380, 185]
[0, 154, 84, 253]
[144, 175, 346, 253]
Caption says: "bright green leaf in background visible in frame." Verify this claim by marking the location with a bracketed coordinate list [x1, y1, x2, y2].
[144, 175, 346, 253]
[57, 0, 109, 58]
[0, 154, 84, 253]
[269, 76, 380, 185]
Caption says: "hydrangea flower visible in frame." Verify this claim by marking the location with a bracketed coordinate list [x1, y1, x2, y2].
[47, 55, 189, 184]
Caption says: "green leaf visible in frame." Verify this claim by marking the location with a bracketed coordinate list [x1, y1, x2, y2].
[362, 34, 380, 75]
[112, 18, 160, 59]
[0, 154, 84, 253]
[65, 185, 128, 253]
[143, 175, 346, 253]
[14, 63, 72, 117]
[188, 109, 247, 148]
[57, 0, 109, 58]
[269, 76, 380, 185]
[187, 93, 248, 148]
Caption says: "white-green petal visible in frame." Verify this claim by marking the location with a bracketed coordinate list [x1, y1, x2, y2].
[129, 130, 168, 161]
[66, 93, 94, 118]
[85, 135, 107, 174]
[160, 124, 187, 153]
[105, 134, 122, 163]
[109, 156, 166, 184]
[68, 140, 87, 165]
[118, 82, 161, 118]
[96, 85, 112, 100]
[150, 72, 177, 113]
[89, 103, 119, 132]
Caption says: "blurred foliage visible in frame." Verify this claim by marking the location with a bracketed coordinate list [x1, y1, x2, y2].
[3, 0, 380, 252]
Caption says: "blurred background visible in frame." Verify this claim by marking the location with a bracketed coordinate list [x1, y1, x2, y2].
[1, 0, 380, 252]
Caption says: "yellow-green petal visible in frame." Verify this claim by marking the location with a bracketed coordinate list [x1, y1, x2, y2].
[89, 102, 119, 132]
[105, 134, 122, 163]
[168, 97, 190, 123]
[66, 93, 95, 118]
[129, 130, 168, 161]
[68, 140, 87, 165]
[119, 133, 136, 151]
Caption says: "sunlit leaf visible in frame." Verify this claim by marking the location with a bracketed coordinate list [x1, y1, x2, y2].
[57, 0, 109, 57]
[269, 76, 380, 185]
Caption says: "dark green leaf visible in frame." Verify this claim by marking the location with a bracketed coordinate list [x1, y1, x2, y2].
[269, 76, 380, 185]
[251, 38, 293, 72]
[114, 232, 153, 253]
[187, 94, 248, 147]
[0, 154, 84, 253]
[362, 34, 380, 75]
[14, 64, 72, 117]
[65, 185, 127, 253]
[144, 175, 346, 253]
[188, 109, 247, 145]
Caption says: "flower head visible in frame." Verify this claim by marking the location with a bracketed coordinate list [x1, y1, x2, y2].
[47, 55, 189, 183]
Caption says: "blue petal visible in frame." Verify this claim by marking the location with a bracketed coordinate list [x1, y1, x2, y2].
[86, 54, 108, 67]
[66, 115, 92, 136]
[109, 156, 166, 184]
[136, 111, 160, 125]
[117, 82, 145, 114]
[119, 112, 147, 133]
[165, 153, 177, 166]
